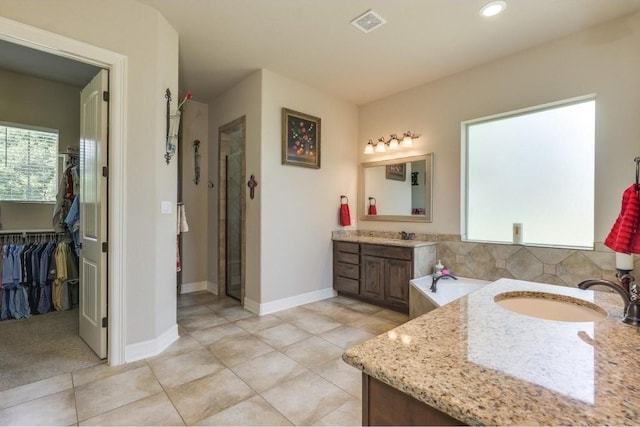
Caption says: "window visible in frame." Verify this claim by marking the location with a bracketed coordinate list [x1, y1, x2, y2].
[462, 97, 595, 248]
[0, 122, 59, 203]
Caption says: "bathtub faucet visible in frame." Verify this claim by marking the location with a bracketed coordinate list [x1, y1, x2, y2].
[431, 272, 457, 293]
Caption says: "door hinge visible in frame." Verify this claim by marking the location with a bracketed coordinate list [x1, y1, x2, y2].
[102, 166, 108, 178]
[103, 91, 109, 102]
[101, 242, 108, 253]
[102, 317, 108, 328]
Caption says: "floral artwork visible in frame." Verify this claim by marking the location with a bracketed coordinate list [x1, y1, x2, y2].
[282, 108, 321, 169]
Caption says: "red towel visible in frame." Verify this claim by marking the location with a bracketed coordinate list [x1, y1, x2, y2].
[339, 202, 351, 226]
[604, 184, 640, 254]
[368, 203, 377, 216]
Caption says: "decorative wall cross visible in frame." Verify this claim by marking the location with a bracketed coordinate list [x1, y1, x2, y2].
[247, 174, 258, 199]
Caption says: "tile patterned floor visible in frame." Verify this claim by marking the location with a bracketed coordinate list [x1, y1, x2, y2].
[0, 292, 408, 426]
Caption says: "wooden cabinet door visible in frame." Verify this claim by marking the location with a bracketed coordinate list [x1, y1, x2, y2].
[385, 258, 411, 307]
[361, 255, 384, 300]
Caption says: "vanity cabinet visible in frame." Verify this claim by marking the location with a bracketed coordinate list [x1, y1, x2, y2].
[333, 240, 433, 313]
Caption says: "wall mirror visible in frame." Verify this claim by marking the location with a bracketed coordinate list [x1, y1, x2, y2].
[359, 153, 433, 222]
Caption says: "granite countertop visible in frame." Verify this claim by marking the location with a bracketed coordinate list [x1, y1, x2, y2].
[333, 235, 436, 248]
[343, 278, 640, 425]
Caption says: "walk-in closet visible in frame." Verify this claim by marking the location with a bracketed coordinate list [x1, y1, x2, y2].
[0, 39, 106, 391]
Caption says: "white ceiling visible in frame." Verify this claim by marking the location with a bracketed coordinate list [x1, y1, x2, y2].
[142, 0, 640, 105]
[1, 1, 638, 104]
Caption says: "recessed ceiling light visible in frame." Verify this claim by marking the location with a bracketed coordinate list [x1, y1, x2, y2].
[351, 9, 387, 33]
[480, 1, 507, 17]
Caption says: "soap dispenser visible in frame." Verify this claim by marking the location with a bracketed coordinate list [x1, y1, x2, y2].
[434, 260, 444, 276]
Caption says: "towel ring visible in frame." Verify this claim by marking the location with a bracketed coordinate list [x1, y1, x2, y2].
[368, 197, 377, 205]
[635, 156, 639, 193]
[340, 195, 349, 204]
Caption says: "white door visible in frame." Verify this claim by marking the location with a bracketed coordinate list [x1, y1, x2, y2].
[79, 70, 108, 359]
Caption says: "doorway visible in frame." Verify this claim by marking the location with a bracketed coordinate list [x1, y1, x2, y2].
[0, 16, 127, 365]
[218, 117, 246, 302]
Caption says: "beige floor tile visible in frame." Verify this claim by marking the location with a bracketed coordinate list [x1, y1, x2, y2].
[80, 392, 184, 426]
[71, 360, 146, 388]
[166, 369, 255, 425]
[218, 306, 254, 321]
[374, 308, 410, 324]
[319, 325, 375, 349]
[0, 373, 72, 410]
[177, 291, 221, 308]
[74, 365, 163, 421]
[234, 315, 283, 333]
[189, 323, 250, 346]
[350, 316, 399, 335]
[205, 299, 240, 312]
[194, 395, 292, 426]
[344, 300, 384, 314]
[312, 357, 362, 398]
[145, 334, 206, 363]
[282, 336, 344, 369]
[291, 312, 343, 335]
[314, 397, 362, 426]
[253, 323, 311, 349]
[0, 389, 77, 426]
[177, 304, 213, 320]
[271, 306, 314, 322]
[179, 312, 229, 331]
[209, 335, 274, 367]
[230, 351, 308, 393]
[261, 370, 352, 426]
[148, 348, 225, 388]
[323, 306, 373, 325]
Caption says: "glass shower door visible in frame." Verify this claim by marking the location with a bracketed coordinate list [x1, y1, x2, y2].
[225, 150, 242, 301]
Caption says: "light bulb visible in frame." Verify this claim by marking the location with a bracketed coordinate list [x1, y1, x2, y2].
[389, 135, 399, 149]
[375, 142, 386, 153]
[480, 1, 506, 17]
[364, 139, 374, 154]
[401, 134, 413, 147]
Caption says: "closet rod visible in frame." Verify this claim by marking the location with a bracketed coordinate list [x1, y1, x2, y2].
[0, 229, 54, 235]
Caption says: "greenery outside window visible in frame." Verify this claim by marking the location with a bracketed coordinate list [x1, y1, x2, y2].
[462, 97, 596, 249]
[0, 121, 59, 203]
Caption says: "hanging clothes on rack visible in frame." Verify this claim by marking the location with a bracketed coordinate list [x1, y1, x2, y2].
[52, 154, 79, 233]
[0, 233, 79, 321]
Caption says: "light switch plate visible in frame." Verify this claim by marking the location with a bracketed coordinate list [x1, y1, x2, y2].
[161, 201, 172, 214]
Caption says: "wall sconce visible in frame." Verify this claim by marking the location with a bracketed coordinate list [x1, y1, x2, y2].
[165, 88, 181, 165]
[364, 131, 420, 154]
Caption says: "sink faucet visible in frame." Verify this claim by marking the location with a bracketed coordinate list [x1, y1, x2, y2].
[400, 231, 415, 240]
[578, 276, 640, 326]
[431, 272, 457, 293]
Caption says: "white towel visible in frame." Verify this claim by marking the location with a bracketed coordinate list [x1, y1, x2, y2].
[179, 204, 189, 233]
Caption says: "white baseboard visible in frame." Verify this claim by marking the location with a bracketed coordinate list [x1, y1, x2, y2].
[207, 281, 218, 295]
[244, 287, 337, 316]
[180, 280, 218, 295]
[180, 281, 208, 294]
[125, 324, 179, 363]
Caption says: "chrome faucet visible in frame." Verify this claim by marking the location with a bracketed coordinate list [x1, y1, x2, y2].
[578, 276, 640, 326]
[431, 273, 457, 293]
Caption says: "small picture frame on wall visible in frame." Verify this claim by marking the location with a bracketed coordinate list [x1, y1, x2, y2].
[386, 163, 406, 181]
[282, 108, 321, 169]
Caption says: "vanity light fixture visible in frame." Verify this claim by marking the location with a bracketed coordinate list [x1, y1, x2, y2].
[364, 131, 420, 154]
[480, 0, 506, 17]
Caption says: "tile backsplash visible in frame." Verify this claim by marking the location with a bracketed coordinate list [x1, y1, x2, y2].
[336, 230, 639, 287]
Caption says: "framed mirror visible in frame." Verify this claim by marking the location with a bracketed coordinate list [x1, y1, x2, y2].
[359, 153, 433, 222]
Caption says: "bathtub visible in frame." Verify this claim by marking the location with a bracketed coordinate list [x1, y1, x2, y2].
[409, 274, 490, 318]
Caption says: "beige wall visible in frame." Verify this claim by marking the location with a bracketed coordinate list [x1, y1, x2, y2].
[208, 70, 262, 302]
[260, 69, 358, 304]
[358, 12, 640, 245]
[0, 68, 80, 231]
[0, 1, 180, 349]
[180, 100, 209, 285]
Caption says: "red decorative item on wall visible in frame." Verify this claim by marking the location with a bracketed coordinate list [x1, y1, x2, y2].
[368, 197, 377, 215]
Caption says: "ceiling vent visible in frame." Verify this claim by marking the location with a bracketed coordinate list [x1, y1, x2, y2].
[351, 9, 387, 33]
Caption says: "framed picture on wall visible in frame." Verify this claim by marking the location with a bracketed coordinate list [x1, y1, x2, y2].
[282, 108, 321, 169]
[386, 163, 406, 181]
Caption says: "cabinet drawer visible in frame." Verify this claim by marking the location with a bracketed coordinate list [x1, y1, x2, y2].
[335, 276, 359, 294]
[335, 251, 359, 264]
[334, 241, 359, 254]
[361, 244, 412, 261]
[335, 262, 360, 279]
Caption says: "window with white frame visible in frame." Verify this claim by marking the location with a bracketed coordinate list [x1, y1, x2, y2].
[0, 122, 59, 203]
[462, 97, 595, 248]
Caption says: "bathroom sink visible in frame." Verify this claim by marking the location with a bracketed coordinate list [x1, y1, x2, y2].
[494, 291, 607, 322]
